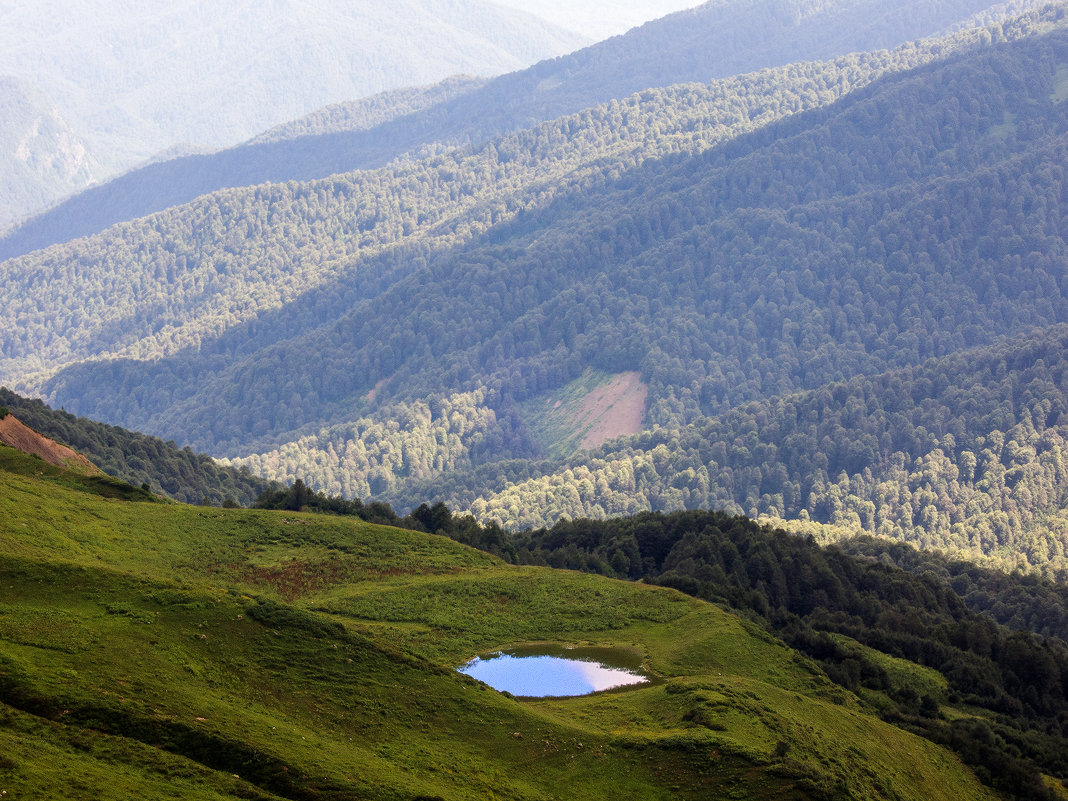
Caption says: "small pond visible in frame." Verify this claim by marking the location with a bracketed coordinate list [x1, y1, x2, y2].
[457, 644, 651, 697]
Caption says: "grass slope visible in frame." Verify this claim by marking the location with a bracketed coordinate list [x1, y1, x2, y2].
[0, 444, 992, 800]
[0, 412, 101, 475]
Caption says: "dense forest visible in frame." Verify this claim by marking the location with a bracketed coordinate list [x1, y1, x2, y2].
[3, 27, 992, 390]
[10, 11, 1065, 443]
[0, 0, 1027, 258]
[0, 388, 272, 505]
[368, 327, 1068, 575]
[10, 3, 1068, 798]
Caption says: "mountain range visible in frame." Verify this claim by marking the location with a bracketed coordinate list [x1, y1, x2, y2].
[0, 0, 588, 227]
[3, 2, 1068, 563]
[0, 77, 99, 227]
[2, 1, 1066, 577]
[9, 3, 1068, 796]
[0, 0, 1041, 260]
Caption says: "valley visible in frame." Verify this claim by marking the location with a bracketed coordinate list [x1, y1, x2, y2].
[5, 1, 1068, 797]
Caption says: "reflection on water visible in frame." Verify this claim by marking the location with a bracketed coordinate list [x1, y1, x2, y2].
[457, 645, 650, 697]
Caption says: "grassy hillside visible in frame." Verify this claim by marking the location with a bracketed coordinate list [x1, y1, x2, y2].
[442, 506, 1068, 798]
[0, 444, 998, 800]
[518, 369, 649, 458]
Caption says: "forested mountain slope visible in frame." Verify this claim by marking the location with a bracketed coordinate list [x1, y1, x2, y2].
[7, 9, 1068, 577]
[6, 30, 990, 392]
[0, 388, 271, 505]
[27, 23, 1068, 448]
[222, 25, 1068, 569]
[0, 0, 1039, 260]
[246, 75, 489, 145]
[385, 327, 1068, 574]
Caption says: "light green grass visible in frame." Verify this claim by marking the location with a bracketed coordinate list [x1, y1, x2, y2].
[826, 633, 949, 702]
[0, 444, 995, 800]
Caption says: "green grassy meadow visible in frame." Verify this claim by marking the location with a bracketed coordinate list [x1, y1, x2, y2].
[0, 445, 993, 799]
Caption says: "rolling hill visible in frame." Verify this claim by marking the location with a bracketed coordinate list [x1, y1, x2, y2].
[2, 440, 1060, 800]
[0, 387, 272, 505]
[0, 410, 101, 476]
[0, 0, 1041, 260]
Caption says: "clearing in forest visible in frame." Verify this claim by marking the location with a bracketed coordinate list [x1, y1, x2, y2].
[521, 369, 648, 457]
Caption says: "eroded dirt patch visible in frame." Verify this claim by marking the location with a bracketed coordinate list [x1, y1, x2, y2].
[576, 371, 648, 449]
[0, 413, 101, 474]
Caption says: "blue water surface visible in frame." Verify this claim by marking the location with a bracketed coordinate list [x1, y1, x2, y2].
[458, 650, 649, 697]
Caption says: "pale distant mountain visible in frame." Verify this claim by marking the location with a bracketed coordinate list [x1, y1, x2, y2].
[247, 75, 490, 146]
[491, 0, 702, 39]
[0, 0, 587, 221]
[0, 77, 100, 227]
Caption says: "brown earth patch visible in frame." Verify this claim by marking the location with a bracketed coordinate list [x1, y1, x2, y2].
[365, 377, 389, 405]
[231, 559, 463, 600]
[233, 560, 350, 601]
[0, 414, 102, 474]
[576, 371, 648, 450]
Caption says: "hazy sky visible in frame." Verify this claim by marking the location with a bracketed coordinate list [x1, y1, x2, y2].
[491, 0, 704, 40]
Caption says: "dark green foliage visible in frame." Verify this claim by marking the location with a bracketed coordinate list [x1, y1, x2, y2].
[385, 324, 1068, 572]
[445, 508, 1068, 800]
[839, 536, 1068, 638]
[0, 388, 274, 505]
[19, 19, 1068, 477]
[6, 35, 956, 429]
[251, 479, 399, 524]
